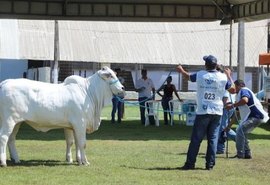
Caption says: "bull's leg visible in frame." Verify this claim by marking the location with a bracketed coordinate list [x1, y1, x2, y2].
[64, 128, 74, 163]
[0, 133, 8, 167]
[73, 130, 81, 163]
[0, 119, 16, 167]
[73, 128, 89, 166]
[8, 123, 22, 164]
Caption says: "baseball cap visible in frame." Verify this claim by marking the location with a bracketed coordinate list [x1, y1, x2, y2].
[234, 79, 245, 87]
[203, 55, 217, 65]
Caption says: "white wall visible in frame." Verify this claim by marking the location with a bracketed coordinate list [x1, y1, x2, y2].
[27, 67, 51, 83]
[132, 70, 182, 91]
[132, 69, 254, 92]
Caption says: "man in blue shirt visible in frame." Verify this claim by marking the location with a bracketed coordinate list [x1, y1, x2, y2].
[225, 79, 269, 159]
[176, 55, 234, 170]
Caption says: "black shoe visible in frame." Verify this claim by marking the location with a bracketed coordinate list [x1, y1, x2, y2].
[232, 155, 245, 159]
[205, 166, 213, 170]
[216, 151, 224, 154]
[179, 164, 195, 170]
[205, 163, 214, 170]
[245, 154, 252, 159]
[232, 154, 252, 159]
[118, 119, 121, 123]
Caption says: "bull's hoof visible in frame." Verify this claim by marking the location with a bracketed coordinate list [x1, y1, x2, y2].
[66, 158, 73, 164]
[0, 162, 7, 167]
[78, 161, 90, 166]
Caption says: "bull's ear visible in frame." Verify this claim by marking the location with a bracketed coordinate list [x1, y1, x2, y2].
[101, 66, 108, 71]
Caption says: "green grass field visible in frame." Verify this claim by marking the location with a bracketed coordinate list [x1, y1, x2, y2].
[0, 105, 270, 185]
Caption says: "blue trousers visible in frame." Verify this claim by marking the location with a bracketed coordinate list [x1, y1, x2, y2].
[236, 117, 262, 157]
[185, 114, 221, 168]
[111, 96, 123, 123]
[217, 108, 236, 153]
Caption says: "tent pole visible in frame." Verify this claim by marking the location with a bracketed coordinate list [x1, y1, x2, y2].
[229, 20, 232, 68]
[51, 20, 59, 84]
[267, 22, 270, 123]
[237, 21, 245, 80]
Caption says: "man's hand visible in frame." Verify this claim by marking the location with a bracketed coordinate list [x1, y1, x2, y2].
[225, 103, 234, 110]
[176, 65, 190, 79]
[176, 65, 184, 73]
[223, 68, 232, 76]
[223, 126, 231, 132]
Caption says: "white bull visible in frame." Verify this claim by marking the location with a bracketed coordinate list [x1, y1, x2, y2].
[0, 66, 125, 167]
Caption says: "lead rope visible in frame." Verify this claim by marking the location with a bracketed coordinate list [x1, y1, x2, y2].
[115, 71, 174, 112]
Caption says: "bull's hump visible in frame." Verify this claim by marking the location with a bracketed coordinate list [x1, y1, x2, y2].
[64, 76, 86, 85]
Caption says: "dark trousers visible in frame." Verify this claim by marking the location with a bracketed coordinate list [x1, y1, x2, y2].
[138, 97, 155, 125]
[185, 114, 221, 168]
[162, 97, 173, 125]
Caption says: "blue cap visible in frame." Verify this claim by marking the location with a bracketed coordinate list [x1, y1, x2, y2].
[203, 55, 217, 64]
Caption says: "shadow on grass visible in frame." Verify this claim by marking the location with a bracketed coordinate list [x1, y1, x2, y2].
[247, 124, 270, 140]
[121, 165, 205, 171]
[15, 120, 270, 141]
[258, 123, 270, 132]
[249, 133, 270, 140]
[16, 120, 193, 141]
[6, 159, 76, 167]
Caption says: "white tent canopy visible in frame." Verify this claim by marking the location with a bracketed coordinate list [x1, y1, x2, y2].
[0, 19, 268, 67]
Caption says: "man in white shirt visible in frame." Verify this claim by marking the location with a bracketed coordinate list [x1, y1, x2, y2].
[176, 55, 234, 170]
[135, 69, 155, 125]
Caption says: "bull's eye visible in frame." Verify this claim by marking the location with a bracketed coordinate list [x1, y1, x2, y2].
[104, 73, 113, 79]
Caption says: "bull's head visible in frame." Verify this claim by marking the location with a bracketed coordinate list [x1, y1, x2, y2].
[98, 66, 125, 97]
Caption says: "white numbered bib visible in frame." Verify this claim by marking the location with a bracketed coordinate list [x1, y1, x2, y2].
[203, 91, 216, 101]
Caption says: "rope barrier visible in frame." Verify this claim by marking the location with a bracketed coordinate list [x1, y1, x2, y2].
[114, 70, 175, 112]
[117, 70, 173, 103]
[115, 96, 196, 114]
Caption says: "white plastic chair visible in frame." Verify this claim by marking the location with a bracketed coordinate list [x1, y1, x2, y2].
[145, 100, 160, 127]
[182, 100, 197, 126]
[182, 100, 197, 113]
[169, 100, 185, 125]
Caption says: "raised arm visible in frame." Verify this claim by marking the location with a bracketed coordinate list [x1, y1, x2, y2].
[223, 68, 235, 94]
[176, 65, 190, 80]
